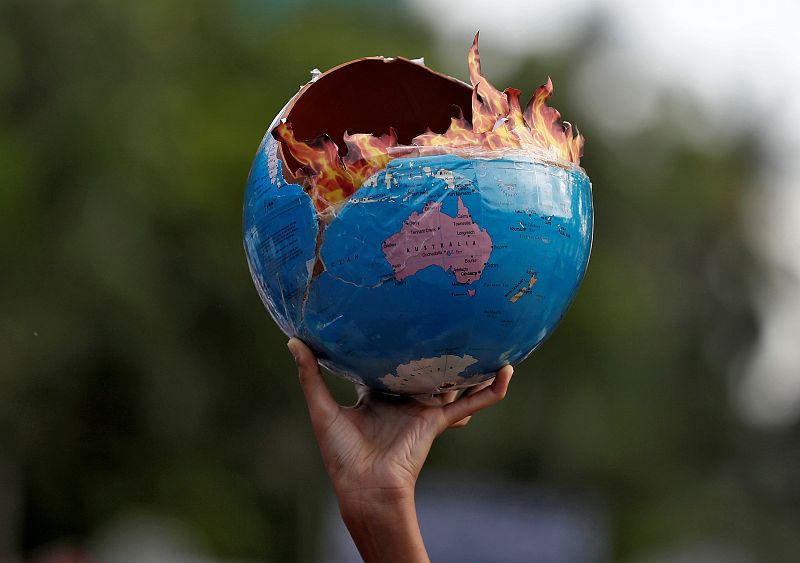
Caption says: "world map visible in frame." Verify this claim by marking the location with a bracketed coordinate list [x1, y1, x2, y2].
[243, 136, 593, 394]
[382, 196, 493, 285]
[379, 354, 479, 395]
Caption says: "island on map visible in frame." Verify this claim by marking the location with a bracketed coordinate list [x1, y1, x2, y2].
[381, 196, 493, 285]
[380, 354, 479, 394]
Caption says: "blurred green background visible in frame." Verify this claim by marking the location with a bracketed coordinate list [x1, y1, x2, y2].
[2, 0, 798, 562]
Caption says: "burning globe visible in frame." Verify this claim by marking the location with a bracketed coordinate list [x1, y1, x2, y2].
[243, 34, 593, 395]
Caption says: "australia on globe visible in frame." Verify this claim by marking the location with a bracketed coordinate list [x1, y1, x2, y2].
[243, 36, 593, 395]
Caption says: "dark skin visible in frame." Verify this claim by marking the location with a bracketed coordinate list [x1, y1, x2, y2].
[288, 338, 513, 563]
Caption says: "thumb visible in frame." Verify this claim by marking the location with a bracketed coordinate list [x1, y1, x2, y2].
[289, 338, 338, 429]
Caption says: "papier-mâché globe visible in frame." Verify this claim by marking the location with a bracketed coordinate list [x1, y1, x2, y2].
[243, 42, 592, 395]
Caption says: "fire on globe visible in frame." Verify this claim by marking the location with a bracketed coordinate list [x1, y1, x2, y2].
[243, 34, 592, 395]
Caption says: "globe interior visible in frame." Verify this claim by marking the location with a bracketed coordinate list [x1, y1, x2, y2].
[244, 56, 592, 395]
[276, 57, 475, 182]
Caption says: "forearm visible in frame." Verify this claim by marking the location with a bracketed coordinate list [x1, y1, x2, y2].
[338, 489, 429, 563]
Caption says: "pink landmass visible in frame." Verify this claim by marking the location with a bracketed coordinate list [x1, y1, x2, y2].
[382, 196, 493, 284]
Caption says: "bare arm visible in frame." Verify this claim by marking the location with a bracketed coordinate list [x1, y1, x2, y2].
[288, 338, 513, 563]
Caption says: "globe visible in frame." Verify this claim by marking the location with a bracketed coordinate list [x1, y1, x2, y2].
[243, 57, 593, 395]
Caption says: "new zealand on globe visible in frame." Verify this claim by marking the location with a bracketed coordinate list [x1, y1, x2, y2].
[243, 34, 593, 395]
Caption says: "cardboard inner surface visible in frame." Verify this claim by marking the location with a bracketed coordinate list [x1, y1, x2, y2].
[280, 57, 473, 175]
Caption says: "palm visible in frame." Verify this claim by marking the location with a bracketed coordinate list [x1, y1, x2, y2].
[288, 338, 512, 501]
[323, 392, 450, 496]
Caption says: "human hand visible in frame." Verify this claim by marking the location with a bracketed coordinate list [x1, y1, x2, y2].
[287, 338, 513, 563]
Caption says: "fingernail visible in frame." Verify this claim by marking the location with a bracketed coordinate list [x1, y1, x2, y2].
[287, 339, 300, 362]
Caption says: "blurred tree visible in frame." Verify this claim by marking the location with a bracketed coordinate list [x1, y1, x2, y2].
[2, 0, 792, 562]
[0, 0, 434, 560]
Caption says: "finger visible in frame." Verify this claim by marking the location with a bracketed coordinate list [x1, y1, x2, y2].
[355, 383, 370, 401]
[438, 390, 459, 405]
[441, 365, 513, 427]
[414, 394, 443, 407]
[422, 387, 471, 409]
[288, 338, 339, 428]
[460, 378, 494, 398]
[445, 379, 493, 428]
[353, 383, 373, 407]
[448, 415, 472, 428]
[445, 381, 492, 427]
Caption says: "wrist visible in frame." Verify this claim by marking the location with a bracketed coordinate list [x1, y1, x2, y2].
[337, 488, 429, 563]
[337, 483, 415, 513]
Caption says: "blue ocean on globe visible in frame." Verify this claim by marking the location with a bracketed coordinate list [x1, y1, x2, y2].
[244, 132, 592, 395]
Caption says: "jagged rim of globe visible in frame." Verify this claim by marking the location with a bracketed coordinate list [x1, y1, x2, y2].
[386, 144, 587, 174]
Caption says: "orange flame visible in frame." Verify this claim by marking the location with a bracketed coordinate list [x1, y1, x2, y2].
[467, 32, 509, 132]
[523, 77, 584, 165]
[342, 128, 398, 188]
[273, 122, 351, 212]
[274, 33, 584, 215]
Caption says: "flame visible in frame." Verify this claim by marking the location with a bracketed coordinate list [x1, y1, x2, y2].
[342, 128, 398, 188]
[272, 121, 350, 212]
[523, 77, 584, 165]
[274, 32, 584, 215]
[467, 32, 509, 132]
